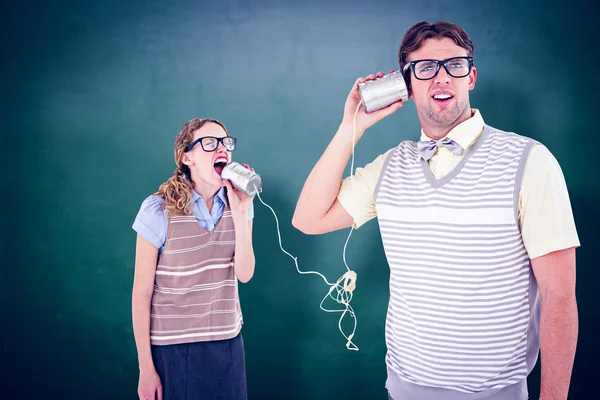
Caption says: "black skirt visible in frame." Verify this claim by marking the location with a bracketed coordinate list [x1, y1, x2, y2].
[150, 332, 247, 400]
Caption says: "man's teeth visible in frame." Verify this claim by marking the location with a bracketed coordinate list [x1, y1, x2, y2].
[434, 94, 452, 100]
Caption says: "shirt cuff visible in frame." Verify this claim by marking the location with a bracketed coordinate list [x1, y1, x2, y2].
[132, 218, 163, 250]
[526, 235, 581, 259]
[337, 192, 374, 229]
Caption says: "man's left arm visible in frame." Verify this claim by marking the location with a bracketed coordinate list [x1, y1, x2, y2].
[519, 144, 581, 400]
[531, 248, 578, 400]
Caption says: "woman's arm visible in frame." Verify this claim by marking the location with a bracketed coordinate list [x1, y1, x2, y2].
[223, 168, 256, 283]
[231, 217, 255, 283]
[132, 234, 163, 400]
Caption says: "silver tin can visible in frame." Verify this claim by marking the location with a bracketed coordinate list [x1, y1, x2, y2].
[357, 70, 410, 113]
[221, 161, 262, 196]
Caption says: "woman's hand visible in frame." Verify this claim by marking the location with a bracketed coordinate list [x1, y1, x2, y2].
[138, 367, 162, 400]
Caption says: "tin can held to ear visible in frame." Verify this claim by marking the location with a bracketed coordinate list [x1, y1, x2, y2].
[221, 162, 262, 196]
[357, 70, 410, 113]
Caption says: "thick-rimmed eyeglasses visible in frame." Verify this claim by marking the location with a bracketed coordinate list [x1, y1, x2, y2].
[402, 56, 474, 80]
[184, 136, 237, 152]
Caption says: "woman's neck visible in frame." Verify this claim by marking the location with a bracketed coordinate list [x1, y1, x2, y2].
[193, 181, 221, 213]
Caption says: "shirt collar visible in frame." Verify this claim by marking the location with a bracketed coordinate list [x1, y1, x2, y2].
[191, 186, 228, 206]
[419, 108, 485, 151]
[215, 186, 228, 206]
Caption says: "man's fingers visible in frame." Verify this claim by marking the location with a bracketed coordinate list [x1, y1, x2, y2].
[370, 100, 404, 121]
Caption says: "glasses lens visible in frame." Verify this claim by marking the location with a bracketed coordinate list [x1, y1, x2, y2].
[223, 137, 236, 151]
[446, 58, 470, 77]
[201, 137, 218, 151]
[414, 60, 439, 79]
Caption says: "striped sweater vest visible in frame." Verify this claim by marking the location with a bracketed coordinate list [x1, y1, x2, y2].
[150, 203, 243, 345]
[374, 125, 540, 394]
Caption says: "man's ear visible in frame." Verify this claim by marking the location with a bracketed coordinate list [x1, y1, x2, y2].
[468, 67, 477, 90]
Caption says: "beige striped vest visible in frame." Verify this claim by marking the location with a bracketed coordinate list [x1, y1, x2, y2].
[150, 203, 243, 345]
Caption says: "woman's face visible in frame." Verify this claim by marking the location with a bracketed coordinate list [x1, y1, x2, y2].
[182, 122, 232, 188]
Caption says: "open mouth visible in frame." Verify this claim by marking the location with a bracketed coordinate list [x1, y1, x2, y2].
[432, 93, 454, 107]
[213, 157, 228, 176]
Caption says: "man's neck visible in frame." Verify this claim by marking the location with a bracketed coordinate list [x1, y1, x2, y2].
[421, 108, 473, 140]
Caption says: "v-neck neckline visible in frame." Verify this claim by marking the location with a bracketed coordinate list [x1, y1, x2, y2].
[420, 125, 490, 189]
[193, 192, 230, 236]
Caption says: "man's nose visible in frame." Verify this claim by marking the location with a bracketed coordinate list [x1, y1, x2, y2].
[434, 66, 451, 85]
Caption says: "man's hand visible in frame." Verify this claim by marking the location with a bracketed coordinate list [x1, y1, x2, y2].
[341, 71, 406, 134]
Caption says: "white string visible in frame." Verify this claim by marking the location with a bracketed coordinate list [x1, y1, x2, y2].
[253, 190, 335, 286]
[254, 190, 359, 351]
[252, 102, 363, 351]
[342, 102, 363, 286]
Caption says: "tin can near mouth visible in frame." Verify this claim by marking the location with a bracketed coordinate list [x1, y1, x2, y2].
[221, 162, 262, 196]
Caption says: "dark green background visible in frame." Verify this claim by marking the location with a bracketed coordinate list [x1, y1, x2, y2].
[2, 0, 598, 398]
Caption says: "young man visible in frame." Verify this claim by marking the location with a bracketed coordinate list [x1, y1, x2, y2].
[292, 21, 579, 400]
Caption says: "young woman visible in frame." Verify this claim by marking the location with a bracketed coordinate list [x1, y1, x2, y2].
[131, 118, 255, 400]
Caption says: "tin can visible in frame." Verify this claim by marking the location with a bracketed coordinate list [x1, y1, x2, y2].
[357, 70, 410, 113]
[221, 161, 262, 196]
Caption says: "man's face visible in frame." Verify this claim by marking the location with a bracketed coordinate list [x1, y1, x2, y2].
[406, 37, 477, 131]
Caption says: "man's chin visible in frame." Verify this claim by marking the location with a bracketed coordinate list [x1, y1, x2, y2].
[426, 105, 465, 125]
